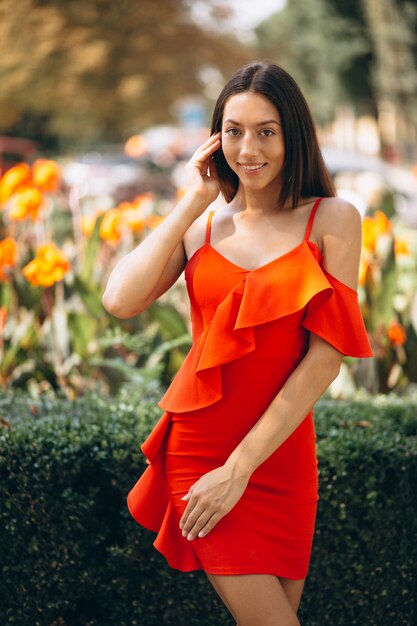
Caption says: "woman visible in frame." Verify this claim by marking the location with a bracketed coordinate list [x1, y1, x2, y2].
[103, 61, 374, 626]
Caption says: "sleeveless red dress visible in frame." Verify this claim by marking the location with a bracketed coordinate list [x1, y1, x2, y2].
[127, 197, 374, 579]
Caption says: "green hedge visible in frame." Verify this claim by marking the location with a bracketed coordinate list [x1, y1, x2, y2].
[0, 390, 416, 626]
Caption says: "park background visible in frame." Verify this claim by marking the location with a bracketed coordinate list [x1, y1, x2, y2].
[0, 1, 416, 625]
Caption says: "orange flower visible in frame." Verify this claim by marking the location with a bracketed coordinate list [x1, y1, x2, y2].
[374, 210, 392, 236]
[0, 305, 7, 332]
[124, 134, 148, 158]
[0, 163, 32, 205]
[9, 185, 44, 221]
[22, 242, 70, 287]
[99, 208, 123, 243]
[122, 208, 146, 233]
[0, 237, 18, 283]
[387, 321, 406, 346]
[114, 200, 149, 234]
[132, 192, 155, 208]
[32, 159, 61, 192]
[394, 237, 411, 257]
[0, 237, 17, 266]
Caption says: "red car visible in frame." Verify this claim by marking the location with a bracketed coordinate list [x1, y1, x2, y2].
[0, 136, 40, 175]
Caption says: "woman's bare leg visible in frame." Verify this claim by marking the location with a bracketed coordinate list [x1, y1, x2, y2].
[205, 572, 239, 622]
[278, 576, 306, 614]
[204, 572, 301, 626]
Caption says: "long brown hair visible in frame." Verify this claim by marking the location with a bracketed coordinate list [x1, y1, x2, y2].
[210, 60, 336, 210]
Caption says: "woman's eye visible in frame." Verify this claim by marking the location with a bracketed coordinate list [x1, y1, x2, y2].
[261, 129, 275, 136]
[225, 128, 240, 136]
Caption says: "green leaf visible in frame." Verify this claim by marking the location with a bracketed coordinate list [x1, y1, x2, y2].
[73, 276, 104, 319]
[79, 214, 104, 283]
[68, 312, 98, 358]
[146, 301, 188, 339]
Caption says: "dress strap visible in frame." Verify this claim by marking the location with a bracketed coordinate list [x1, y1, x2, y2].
[304, 197, 324, 241]
[205, 210, 215, 244]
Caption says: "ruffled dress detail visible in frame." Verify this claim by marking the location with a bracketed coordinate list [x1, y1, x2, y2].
[127, 197, 374, 578]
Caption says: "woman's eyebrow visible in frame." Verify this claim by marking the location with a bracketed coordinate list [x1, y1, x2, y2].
[223, 119, 280, 126]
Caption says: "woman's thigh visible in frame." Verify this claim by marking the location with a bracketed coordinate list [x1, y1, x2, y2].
[205, 572, 301, 626]
[278, 576, 306, 614]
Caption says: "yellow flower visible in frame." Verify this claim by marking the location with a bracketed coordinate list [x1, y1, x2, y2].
[0, 163, 32, 204]
[124, 210, 147, 233]
[22, 243, 70, 287]
[32, 159, 61, 192]
[362, 216, 377, 252]
[362, 210, 393, 254]
[9, 185, 44, 221]
[374, 210, 392, 236]
[358, 258, 368, 286]
[394, 237, 411, 257]
[99, 209, 123, 243]
[81, 214, 97, 238]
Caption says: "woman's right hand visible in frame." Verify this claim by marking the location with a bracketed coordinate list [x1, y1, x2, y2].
[183, 132, 222, 206]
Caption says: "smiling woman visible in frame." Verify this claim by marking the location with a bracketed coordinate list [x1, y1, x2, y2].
[221, 93, 285, 190]
[104, 60, 374, 626]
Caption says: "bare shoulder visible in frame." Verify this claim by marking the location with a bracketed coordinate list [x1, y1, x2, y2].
[316, 197, 363, 290]
[183, 206, 215, 259]
[316, 196, 362, 242]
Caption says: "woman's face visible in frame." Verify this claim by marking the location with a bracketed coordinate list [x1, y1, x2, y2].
[221, 91, 285, 191]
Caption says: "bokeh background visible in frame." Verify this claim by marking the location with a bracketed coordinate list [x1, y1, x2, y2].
[1, 0, 417, 397]
[1, 3, 417, 626]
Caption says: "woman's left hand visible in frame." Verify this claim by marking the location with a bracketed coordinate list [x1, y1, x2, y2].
[178, 464, 250, 540]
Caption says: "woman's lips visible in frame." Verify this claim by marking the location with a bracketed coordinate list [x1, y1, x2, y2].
[238, 163, 267, 174]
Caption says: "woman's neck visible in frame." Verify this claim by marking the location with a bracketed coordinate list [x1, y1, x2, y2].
[230, 184, 310, 215]
[229, 184, 280, 215]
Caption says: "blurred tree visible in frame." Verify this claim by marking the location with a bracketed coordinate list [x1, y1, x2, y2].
[360, 0, 417, 161]
[254, 0, 370, 124]
[0, 0, 249, 149]
[254, 0, 417, 161]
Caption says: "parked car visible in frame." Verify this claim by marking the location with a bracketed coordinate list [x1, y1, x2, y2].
[322, 147, 417, 225]
[61, 144, 177, 204]
[0, 135, 40, 175]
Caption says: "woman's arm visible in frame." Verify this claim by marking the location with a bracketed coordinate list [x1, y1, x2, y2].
[179, 199, 363, 540]
[224, 334, 342, 478]
[102, 191, 207, 318]
[224, 198, 362, 477]
[102, 132, 221, 319]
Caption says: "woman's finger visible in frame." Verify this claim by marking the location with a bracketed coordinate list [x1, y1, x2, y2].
[196, 511, 224, 538]
[180, 498, 205, 534]
[192, 139, 221, 162]
[179, 492, 198, 528]
[204, 131, 221, 145]
[182, 508, 214, 540]
[208, 158, 219, 179]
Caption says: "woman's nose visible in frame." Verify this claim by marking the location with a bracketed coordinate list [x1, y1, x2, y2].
[240, 132, 259, 158]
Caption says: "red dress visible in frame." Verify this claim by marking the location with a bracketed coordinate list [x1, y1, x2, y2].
[127, 197, 374, 579]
